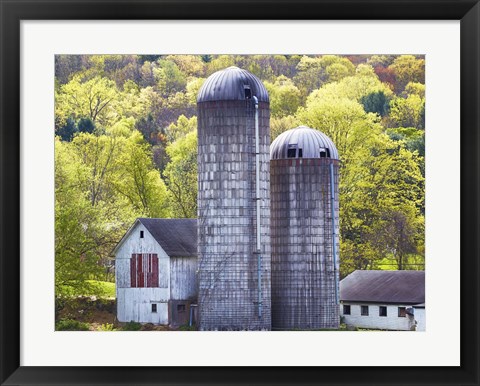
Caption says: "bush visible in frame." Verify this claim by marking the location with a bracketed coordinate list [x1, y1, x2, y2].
[123, 321, 142, 331]
[179, 324, 196, 331]
[98, 323, 116, 331]
[56, 319, 90, 331]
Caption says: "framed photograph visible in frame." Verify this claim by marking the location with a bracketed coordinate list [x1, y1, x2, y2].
[1, 1, 478, 385]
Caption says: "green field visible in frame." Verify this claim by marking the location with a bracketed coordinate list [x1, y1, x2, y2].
[58, 280, 115, 298]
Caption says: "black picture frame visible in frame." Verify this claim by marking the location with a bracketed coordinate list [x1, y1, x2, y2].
[1, 1, 478, 385]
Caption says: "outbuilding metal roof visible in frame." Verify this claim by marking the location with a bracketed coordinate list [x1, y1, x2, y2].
[270, 126, 339, 160]
[340, 270, 425, 305]
[197, 66, 269, 103]
[138, 218, 197, 258]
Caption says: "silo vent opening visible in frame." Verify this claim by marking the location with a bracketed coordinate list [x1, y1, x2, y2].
[287, 144, 298, 158]
[244, 85, 252, 99]
[319, 147, 331, 158]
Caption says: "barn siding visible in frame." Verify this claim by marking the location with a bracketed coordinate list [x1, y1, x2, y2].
[170, 257, 198, 300]
[115, 221, 170, 324]
[340, 302, 418, 331]
[117, 288, 169, 324]
[414, 307, 426, 331]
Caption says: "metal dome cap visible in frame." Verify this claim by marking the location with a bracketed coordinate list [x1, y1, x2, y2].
[197, 66, 269, 103]
[270, 126, 339, 160]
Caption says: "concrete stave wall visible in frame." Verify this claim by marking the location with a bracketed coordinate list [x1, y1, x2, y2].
[197, 100, 271, 330]
[271, 158, 340, 330]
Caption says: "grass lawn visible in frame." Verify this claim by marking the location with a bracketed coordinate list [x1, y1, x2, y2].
[58, 280, 115, 298]
[84, 280, 115, 298]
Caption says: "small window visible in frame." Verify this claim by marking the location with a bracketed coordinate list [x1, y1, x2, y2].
[177, 304, 186, 313]
[287, 144, 298, 158]
[343, 305, 351, 315]
[298, 148, 303, 158]
[287, 148, 296, 158]
[320, 147, 331, 158]
[151, 304, 157, 313]
[379, 306, 387, 317]
[361, 305, 369, 316]
[140, 230, 144, 238]
[244, 85, 251, 99]
[398, 307, 406, 317]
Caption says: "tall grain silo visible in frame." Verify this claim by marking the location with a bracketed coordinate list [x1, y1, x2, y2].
[270, 126, 340, 330]
[196, 66, 271, 330]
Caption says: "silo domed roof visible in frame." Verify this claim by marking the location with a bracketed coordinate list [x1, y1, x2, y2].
[270, 126, 339, 160]
[197, 66, 269, 103]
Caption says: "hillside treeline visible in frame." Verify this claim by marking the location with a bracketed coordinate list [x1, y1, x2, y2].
[55, 54, 425, 296]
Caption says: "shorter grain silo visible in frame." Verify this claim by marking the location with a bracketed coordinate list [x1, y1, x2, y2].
[270, 126, 340, 330]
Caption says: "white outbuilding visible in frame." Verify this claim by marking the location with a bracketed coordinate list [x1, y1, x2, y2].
[114, 218, 197, 326]
[340, 270, 425, 331]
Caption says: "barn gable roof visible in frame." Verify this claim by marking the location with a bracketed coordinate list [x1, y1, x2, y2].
[113, 218, 197, 258]
[340, 270, 425, 305]
[138, 218, 197, 258]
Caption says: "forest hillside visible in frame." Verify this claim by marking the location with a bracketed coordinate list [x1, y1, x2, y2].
[55, 54, 425, 299]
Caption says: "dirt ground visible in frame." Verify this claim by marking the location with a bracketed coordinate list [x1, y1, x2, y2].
[56, 296, 175, 331]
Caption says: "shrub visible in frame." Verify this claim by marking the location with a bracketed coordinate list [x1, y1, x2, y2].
[123, 321, 142, 331]
[98, 323, 116, 331]
[56, 319, 90, 331]
[179, 324, 196, 331]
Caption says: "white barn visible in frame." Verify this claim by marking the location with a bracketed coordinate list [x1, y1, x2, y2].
[340, 270, 425, 331]
[114, 218, 197, 326]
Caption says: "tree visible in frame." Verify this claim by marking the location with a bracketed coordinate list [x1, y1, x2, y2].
[366, 55, 396, 68]
[163, 130, 198, 218]
[298, 94, 424, 276]
[244, 55, 275, 81]
[373, 66, 397, 89]
[270, 115, 300, 141]
[297, 97, 382, 166]
[71, 131, 124, 207]
[55, 55, 85, 84]
[186, 77, 206, 105]
[165, 115, 197, 143]
[55, 75, 120, 129]
[403, 82, 425, 98]
[139, 61, 157, 87]
[294, 55, 355, 98]
[55, 138, 110, 295]
[387, 127, 425, 159]
[155, 60, 187, 94]
[389, 94, 425, 129]
[165, 55, 206, 77]
[56, 117, 77, 141]
[293, 56, 328, 98]
[264, 76, 301, 118]
[361, 91, 390, 117]
[306, 70, 393, 104]
[388, 55, 425, 92]
[114, 131, 171, 218]
[372, 206, 424, 270]
[56, 124, 173, 295]
[206, 55, 235, 75]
